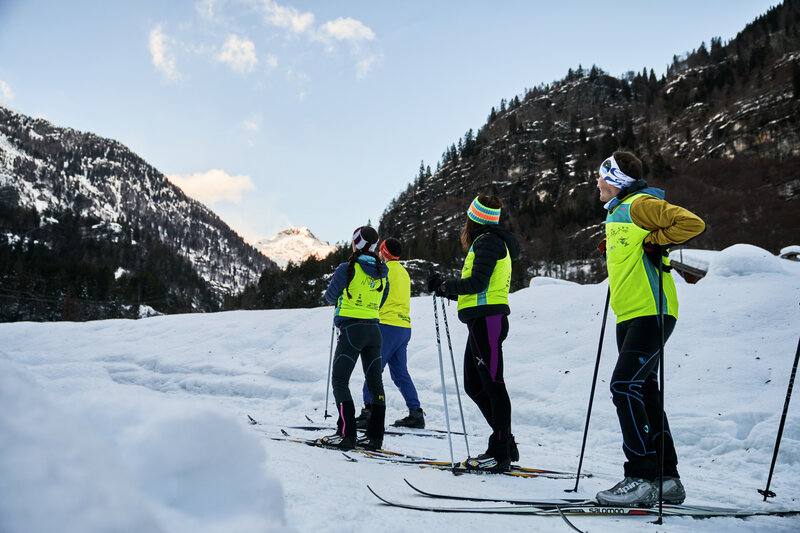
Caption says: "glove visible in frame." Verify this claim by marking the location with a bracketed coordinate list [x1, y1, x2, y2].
[597, 239, 606, 256]
[643, 242, 672, 272]
[427, 272, 444, 294]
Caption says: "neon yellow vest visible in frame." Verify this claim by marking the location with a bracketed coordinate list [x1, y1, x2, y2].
[606, 192, 678, 323]
[457, 234, 511, 312]
[380, 261, 411, 328]
[336, 263, 385, 320]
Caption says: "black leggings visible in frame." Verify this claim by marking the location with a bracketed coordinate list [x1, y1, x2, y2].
[611, 315, 679, 479]
[331, 321, 385, 408]
[463, 314, 512, 440]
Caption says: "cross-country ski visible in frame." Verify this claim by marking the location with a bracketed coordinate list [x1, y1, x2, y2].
[367, 485, 800, 519]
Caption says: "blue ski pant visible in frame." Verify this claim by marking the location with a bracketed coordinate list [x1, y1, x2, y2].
[362, 324, 420, 410]
[611, 314, 679, 480]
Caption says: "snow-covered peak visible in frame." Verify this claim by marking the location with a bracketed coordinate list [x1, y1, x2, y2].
[255, 226, 336, 268]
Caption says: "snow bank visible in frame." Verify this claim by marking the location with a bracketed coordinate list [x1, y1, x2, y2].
[0, 356, 289, 533]
[0, 358, 162, 533]
[706, 244, 787, 277]
[528, 276, 578, 287]
[122, 411, 287, 533]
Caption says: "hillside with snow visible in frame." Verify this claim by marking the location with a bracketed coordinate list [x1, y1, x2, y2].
[255, 227, 336, 268]
[1, 244, 799, 533]
[0, 105, 275, 301]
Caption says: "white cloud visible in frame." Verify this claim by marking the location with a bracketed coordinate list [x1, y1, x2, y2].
[243, 119, 259, 133]
[260, 0, 314, 34]
[167, 169, 256, 205]
[0, 80, 14, 103]
[265, 54, 278, 70]
[356, 53, 380, 79]
[195, 0, 220, 19]
[315, 16, 378, 78]
[241, 117, 261, 146]
[148, 26, 180, 81]
[319, 17, 375, 43]
[217, 35, 258, 73]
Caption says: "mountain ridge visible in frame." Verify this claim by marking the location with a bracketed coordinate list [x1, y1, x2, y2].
[0, 105, 277, 302]
[255, 227, 336, 269]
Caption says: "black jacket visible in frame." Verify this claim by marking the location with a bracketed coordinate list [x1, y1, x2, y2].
[442, 224, 520, 323]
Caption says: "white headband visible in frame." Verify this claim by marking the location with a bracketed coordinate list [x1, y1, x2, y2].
[599, 155, 636, 189]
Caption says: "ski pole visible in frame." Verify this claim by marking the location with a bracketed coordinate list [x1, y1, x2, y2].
[439, 295, 471, 457]
[759, 337, 800, 501]
[324, 319, 336, 419]
[432, 292, 456, 468]
[655, 252, 666, 524]
[566, 287, 610, 493]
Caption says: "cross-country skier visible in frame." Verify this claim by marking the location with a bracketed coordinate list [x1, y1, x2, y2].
[427, 194, 521, 473]
[355, 237, 425, 430]
[594, 151, 705, 506]
[317, 226, 389, 451]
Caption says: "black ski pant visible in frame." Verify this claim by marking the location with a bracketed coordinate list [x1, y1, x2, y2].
[331, 320, 385, 440]
[611, 314, 679, 480]
[463, 314, 513, 458]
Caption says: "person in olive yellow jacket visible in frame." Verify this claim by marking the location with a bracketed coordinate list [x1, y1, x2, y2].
[317, 226, 388, 451]
[594, 151, 705, 507]
[355, 238, 425, 430]
[427, 194, 521, 473]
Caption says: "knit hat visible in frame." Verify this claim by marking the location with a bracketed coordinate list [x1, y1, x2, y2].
[599, 155, 636, 189]
[467, 196, 501, 225]
[379, 238, 401, 260]
[352, 226, 379, 252]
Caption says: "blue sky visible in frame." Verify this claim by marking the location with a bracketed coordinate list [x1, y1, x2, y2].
[0, 1, 779, 245]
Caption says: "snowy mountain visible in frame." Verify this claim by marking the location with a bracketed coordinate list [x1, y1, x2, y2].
[255, 227, 336, 268]
[1, 243, 798, 533]
[0, 105, 275, 302]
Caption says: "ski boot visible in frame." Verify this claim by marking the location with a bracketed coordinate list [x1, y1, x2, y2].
[596, 477, 657, 506]
[316, 401, 357, 450]
[392, 408, 425, 429]
[355, 404, 371, 430]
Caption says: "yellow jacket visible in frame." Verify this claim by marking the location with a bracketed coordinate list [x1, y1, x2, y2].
[380, 261, 411, 328]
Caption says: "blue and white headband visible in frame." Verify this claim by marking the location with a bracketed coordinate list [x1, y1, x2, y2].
[599, 155, 636, 189]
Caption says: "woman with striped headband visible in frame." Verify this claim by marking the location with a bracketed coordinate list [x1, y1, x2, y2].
[427, 194, 521, 473]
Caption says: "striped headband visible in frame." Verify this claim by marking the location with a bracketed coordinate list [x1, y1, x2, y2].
[379, 240, 399, 261]
[352, 226, 378, 252]
[467, 196, 501, 225]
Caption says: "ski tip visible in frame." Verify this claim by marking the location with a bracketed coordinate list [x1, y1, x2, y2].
[366, 485, 390, 505]
[247, 415, 257, 425]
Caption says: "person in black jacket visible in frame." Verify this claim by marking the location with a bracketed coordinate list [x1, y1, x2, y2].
[428, 194, 521, 473]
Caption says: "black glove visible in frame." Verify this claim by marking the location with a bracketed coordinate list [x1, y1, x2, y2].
[427, 271, 444, 294]
[643, 242, 672, 272]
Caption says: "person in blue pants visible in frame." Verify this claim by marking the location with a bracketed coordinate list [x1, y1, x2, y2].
[355, 238, 425, 429]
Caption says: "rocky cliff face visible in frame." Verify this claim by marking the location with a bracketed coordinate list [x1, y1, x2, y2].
[380, 1, 800, 284]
